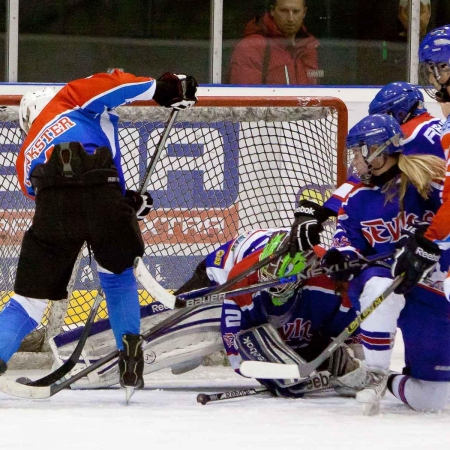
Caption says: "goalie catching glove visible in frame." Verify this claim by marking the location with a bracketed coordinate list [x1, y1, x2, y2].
[125, 190, 153, 220]
[391, 232, 440, 294]
[153, 72, 198, 110]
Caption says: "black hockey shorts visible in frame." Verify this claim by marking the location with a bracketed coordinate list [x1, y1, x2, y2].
[14, 183, 144, 300]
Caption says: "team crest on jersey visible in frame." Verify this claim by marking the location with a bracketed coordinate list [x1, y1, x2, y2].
[361, 211, 433, 246]
[222, 332, 237, 349]
[279, 318, 313, 342]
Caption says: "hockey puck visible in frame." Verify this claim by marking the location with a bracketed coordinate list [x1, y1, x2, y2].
[196, 393, 209, 405]
[16, 377, 32, 385]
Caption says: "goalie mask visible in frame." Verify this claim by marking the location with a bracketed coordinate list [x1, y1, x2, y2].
[346, 114, 403, 185]
[19, 87, 56, 135]
[368, 82, 426, 124]
[419, 25, 450, 102]
[258, 231, 306, 306]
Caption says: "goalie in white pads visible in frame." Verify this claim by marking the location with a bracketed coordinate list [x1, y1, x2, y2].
[180, 228, 370, 398]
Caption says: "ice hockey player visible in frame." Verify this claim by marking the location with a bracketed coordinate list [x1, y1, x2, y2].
[289, 80, 444, 257]
[0, 70, 197, 400]
[386, 24, 450, 413]
[321, 113, 450, 414]
[195, 228, 370, 398]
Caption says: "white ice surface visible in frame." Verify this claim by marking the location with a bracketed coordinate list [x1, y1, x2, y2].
[1, 332, 450, 450]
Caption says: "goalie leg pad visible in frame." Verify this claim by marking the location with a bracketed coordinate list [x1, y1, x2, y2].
[51, 301, 223, 389]
[236, 323, 307, 390]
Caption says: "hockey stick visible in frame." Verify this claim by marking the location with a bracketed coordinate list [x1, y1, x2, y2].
[139, 108, 179, 194]
[196, 369, 334, 404]
[196, 387, 270, 404]
[134, 250, 394, 309]
[239, 275, 404, 380]
[23, 291, 104, 387]
[0, 299, 220, 399]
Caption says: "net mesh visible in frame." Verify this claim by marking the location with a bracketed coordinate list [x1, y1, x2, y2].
[0, 99, 347, 352]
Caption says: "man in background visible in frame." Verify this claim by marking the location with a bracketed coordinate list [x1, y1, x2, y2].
[228, 0, 320, 85]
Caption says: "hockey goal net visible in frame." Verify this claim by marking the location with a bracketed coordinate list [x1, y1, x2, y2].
[0, 96, 347, 363]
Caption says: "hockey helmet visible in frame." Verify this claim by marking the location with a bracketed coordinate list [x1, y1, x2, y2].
[368, 82, 426, 124]
[19, 87, 56, 134]
[346, 114, 403, 184]
[419, 25, 450, 101]
[258, 231, 306, 306]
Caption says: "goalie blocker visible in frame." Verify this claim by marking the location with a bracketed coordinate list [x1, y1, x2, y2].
[50, 301, 223, 389]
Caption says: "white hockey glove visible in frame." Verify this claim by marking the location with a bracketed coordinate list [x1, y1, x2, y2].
[125, 190, 153, 220]
[153, 72, 198, 110]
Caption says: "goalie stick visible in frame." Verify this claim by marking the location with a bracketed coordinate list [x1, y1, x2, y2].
[134, 250, 394, 309]
[239, 275, 404, 380]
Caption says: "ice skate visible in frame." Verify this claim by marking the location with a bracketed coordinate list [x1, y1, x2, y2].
[356, 368, 388, 416]
[119, 334, 144, 404]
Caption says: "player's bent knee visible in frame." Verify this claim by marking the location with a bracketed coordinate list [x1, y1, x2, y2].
[13, 294, 48, 324]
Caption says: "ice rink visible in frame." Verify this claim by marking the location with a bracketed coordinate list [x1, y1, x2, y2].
[1, 332, 450, 450]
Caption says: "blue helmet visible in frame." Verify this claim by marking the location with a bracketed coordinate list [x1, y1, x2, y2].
[418, 25, 450, 101]
[368, 82, 426, 124]
[346, 114, 404, 184]
[419, 25, 450, 65]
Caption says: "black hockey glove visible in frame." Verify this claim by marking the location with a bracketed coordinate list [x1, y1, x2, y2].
[391, 232, 441, 294]
[153, 72, 198, 110]
[125, 190, 153, 220]
[321, 248, 361, 282]
[288, 200, 323, 256]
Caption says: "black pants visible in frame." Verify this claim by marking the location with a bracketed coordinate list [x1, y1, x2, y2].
[14, 183, 144, 300]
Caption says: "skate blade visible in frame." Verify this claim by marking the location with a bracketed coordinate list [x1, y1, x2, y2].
[125, 387, 135, 405]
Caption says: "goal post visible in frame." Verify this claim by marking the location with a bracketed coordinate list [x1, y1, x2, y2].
[0, 95, 348, 364]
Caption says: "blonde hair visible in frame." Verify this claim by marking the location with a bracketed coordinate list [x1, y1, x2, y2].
[382, 153, 445, 206]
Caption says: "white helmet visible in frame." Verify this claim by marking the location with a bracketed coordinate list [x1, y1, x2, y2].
[19, 87, 56, 134]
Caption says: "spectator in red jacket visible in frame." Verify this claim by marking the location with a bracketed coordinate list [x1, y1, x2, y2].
[229, 0, 320, 85]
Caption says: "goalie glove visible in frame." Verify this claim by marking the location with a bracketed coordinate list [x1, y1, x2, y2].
[125, 190, 153, 220]
[153, 72, 198, 110]
[391, 232, 440, 294]
[288, 200, 324, 256]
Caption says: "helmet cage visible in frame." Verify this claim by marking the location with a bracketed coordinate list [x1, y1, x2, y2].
[258, 232, 306, 306]
[346, 114, 402, 185]
[418, 26, 450, 101]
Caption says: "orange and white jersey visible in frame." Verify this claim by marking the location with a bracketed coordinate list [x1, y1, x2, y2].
[16, 70, 156, 199]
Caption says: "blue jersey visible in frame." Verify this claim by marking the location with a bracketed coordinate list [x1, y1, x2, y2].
[324, 112, 444, 215]
[205, 229, 357, 372]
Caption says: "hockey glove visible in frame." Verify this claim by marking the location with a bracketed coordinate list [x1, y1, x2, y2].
[288, 200, 324, 256]
[391, 232, 440, 294]
[321, 248, 361, 282]
[153, 72, 198, 110]
[125, 190, 153, 220]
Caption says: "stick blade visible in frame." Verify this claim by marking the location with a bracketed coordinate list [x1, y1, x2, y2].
[133, 257, 175, 309]
[0, 378, 51, 399]
[239, 361, 303, 380]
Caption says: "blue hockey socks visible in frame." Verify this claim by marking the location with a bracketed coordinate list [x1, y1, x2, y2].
[0, 299, 38, 363]
[98, 267, 140, 350]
